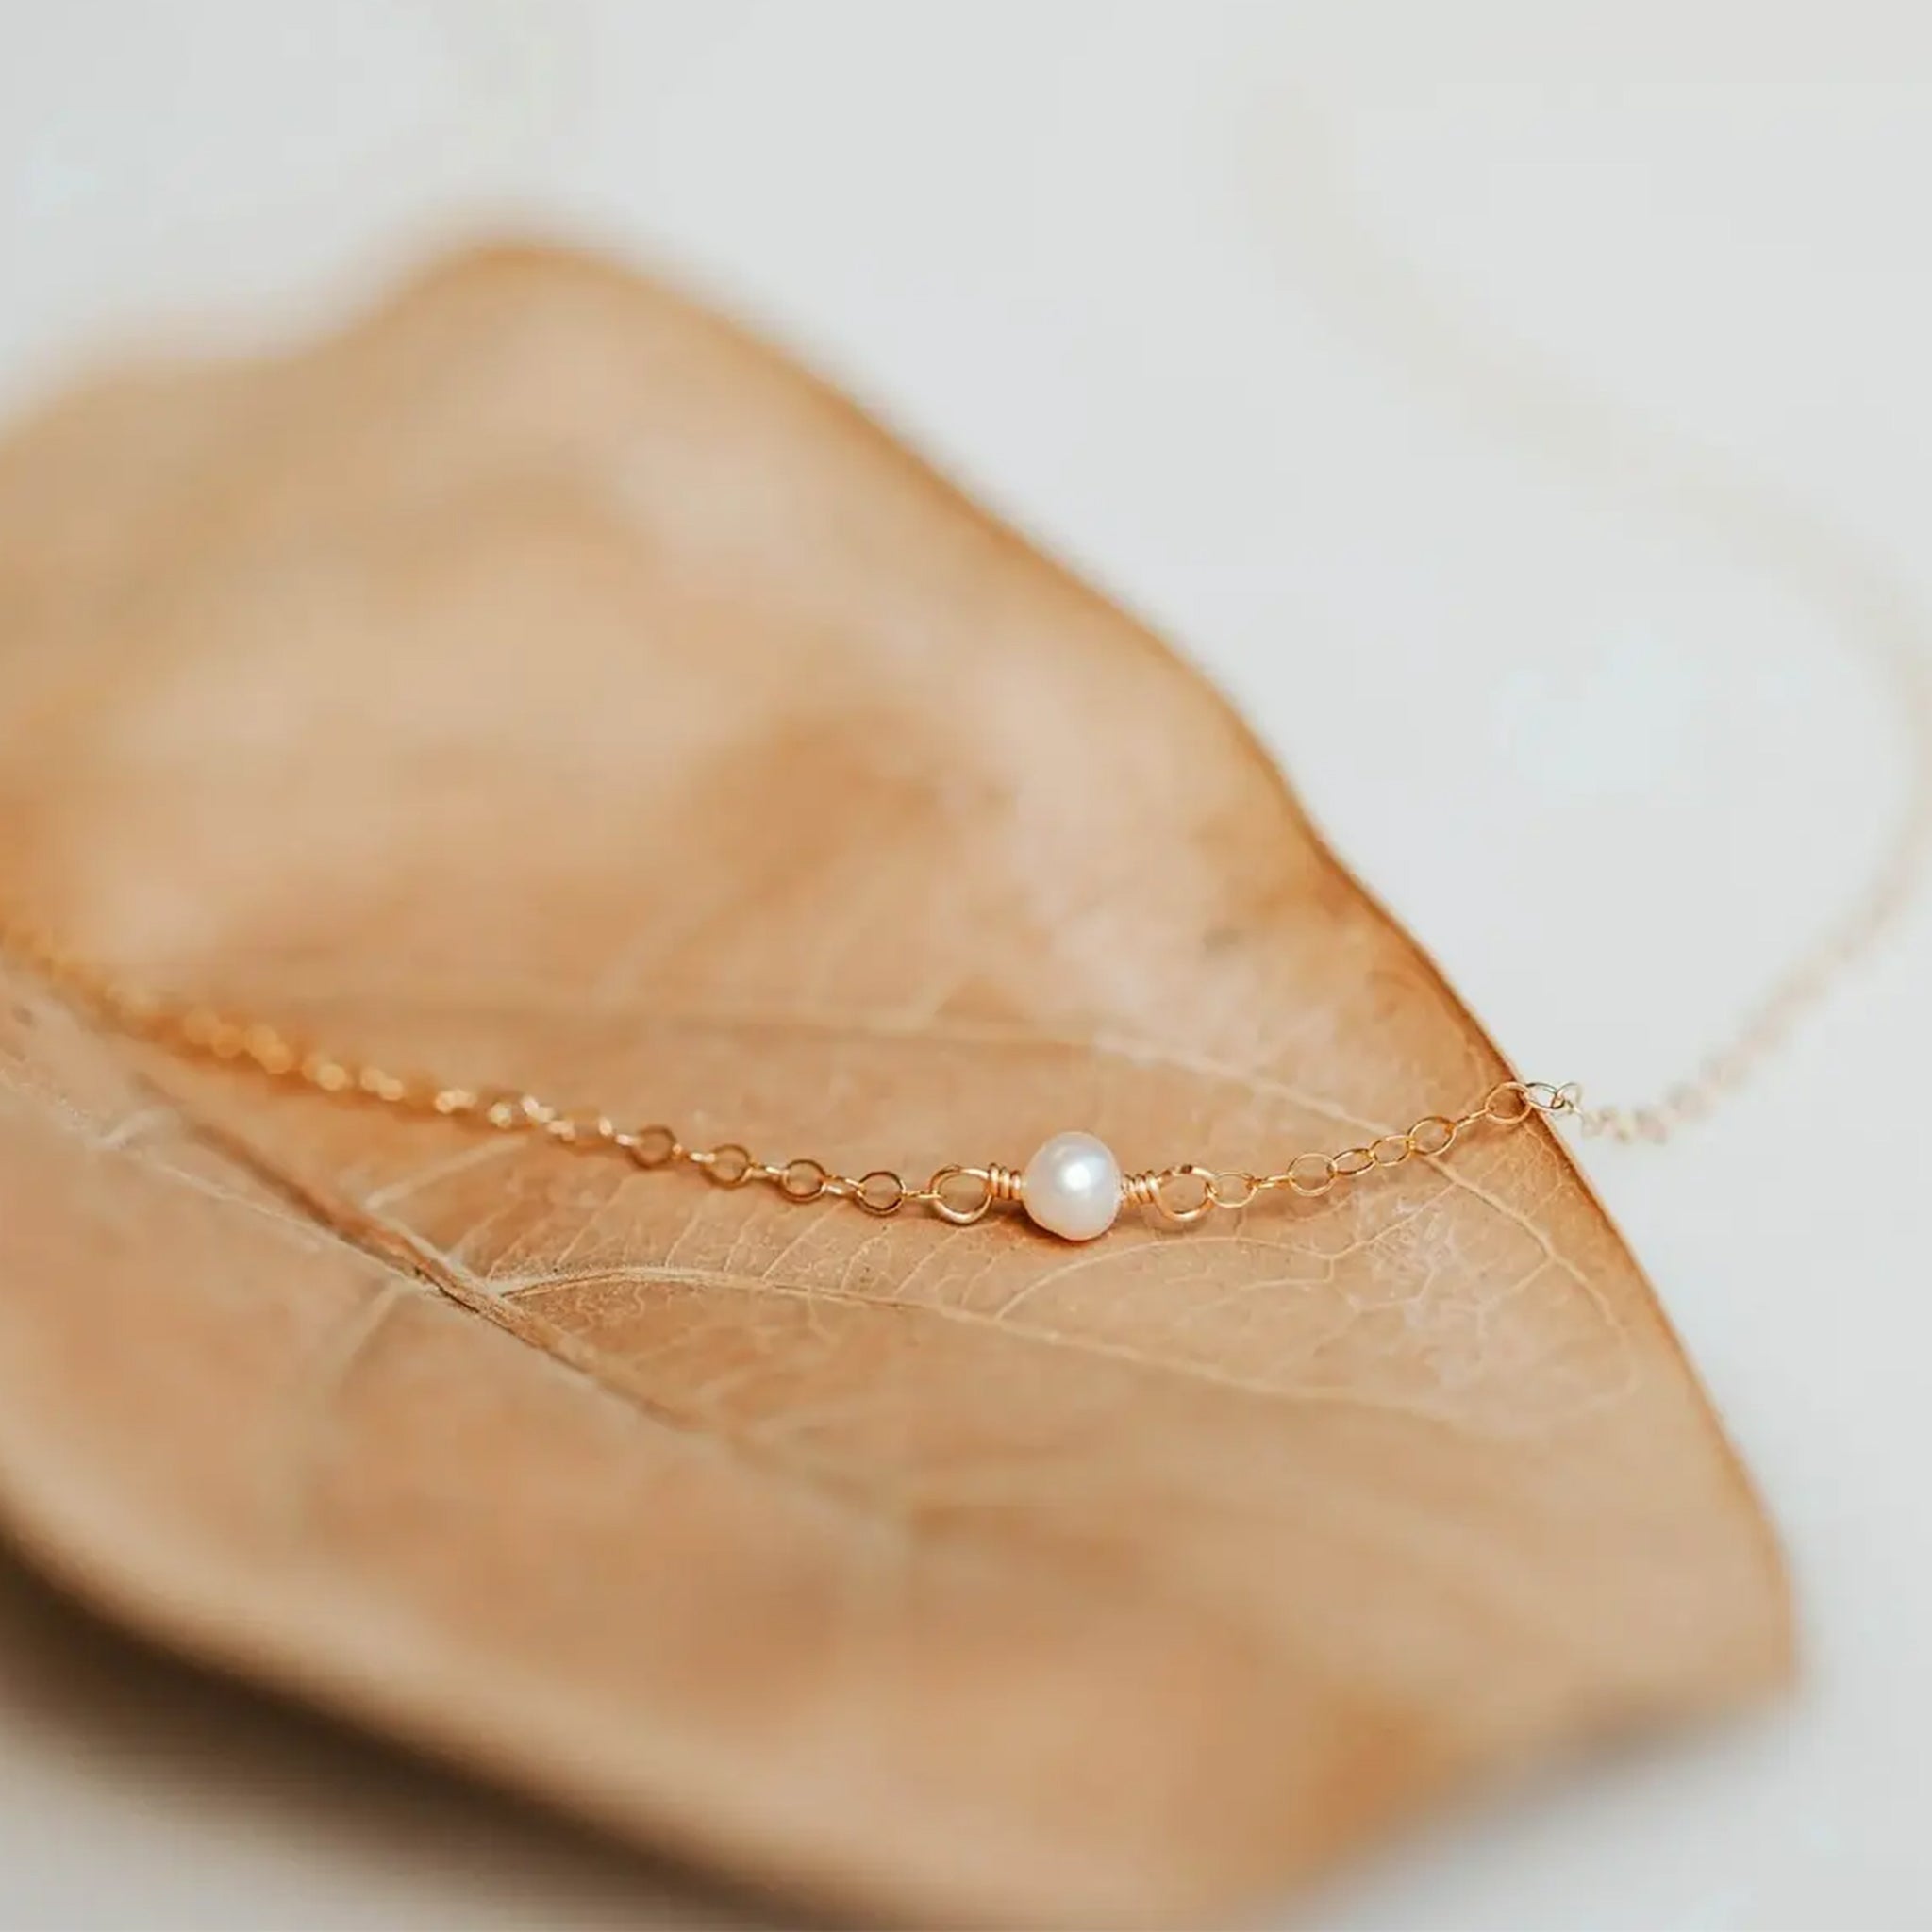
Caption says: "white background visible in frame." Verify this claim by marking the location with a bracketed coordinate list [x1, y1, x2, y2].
[2, 4, 1929, 1926]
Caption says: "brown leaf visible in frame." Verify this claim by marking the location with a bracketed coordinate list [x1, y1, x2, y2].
[0, 245, 1788, 1926]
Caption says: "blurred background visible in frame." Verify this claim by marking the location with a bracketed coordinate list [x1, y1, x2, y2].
[4, 3, 1931, 1926]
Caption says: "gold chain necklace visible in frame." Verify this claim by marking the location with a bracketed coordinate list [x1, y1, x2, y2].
[5, 582, 1925, 1243]
[0, 905, 1579, 1234]
[8, 233, 1930, 1241]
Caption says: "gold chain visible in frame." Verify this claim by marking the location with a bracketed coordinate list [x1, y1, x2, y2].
[1260, 104, 1932, 1151]
[6, 182, 1928, 1234]
[1547, 615, 1932, 1146]
[5, 593, 1925, 1224]
[0, 907, 1580, 1234]
[7, 583, 1930, 1226]
[4, 125, 1921, 1236]
[6, 476, 1928, 1227]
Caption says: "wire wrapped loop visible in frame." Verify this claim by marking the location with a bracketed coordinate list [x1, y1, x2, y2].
[1122, 1166, 1218, 1225]
[1155, 1165, 1217, 1224]
[925, 1165, 996, 1224]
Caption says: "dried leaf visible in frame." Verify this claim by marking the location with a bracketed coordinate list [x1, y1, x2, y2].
[0, 247, 1788, 1926]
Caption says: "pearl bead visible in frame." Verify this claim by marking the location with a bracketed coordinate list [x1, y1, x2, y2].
[1022, 1130, 1122, 1241]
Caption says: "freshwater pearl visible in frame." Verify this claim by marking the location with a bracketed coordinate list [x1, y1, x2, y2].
[1022, 1130, 1122, 1241]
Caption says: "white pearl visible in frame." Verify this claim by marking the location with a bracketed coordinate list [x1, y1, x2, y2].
[1022, 1130, 1122, 1241]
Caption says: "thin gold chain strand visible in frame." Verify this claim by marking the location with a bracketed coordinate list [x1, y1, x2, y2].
[6, 575, 1928, 1220]
[1558, 602, 1932, 1147]
[8, 562, 1929, 1225]
[1260, 107, 1932, 1148]
[0, 905, 1577, 1231]
[8, 178, 1930, 1227]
